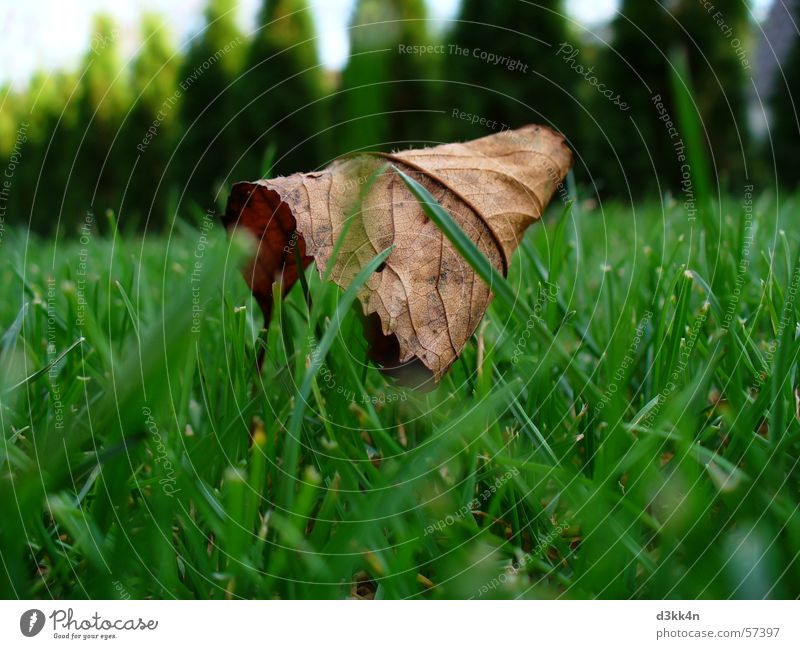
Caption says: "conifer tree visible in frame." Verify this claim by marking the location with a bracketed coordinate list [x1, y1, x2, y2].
[444, 0, 576, 142]
[128, 14, 181, 227]
[593, 0, 751, 196]
[592, 0, 674, 196]
[238, 0, 325, 176]
[338, 0, 435, 153]
[176, 0, 244, 209]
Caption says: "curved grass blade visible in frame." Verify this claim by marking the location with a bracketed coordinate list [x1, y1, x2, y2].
[395, 167, 602, 403]
[4, 336, 85, 394]
[279, 244, 395, 512]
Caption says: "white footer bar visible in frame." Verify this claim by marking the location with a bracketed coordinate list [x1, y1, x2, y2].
[2, 600, 797, 648]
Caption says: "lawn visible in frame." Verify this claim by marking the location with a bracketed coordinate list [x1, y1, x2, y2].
[1, 185, 799, 599]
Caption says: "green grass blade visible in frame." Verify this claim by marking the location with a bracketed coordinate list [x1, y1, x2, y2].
[396, 167, 603, 403]
[279, 244, 394, 512]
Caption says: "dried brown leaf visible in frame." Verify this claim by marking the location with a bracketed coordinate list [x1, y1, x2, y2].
[222, 125, 572, 384]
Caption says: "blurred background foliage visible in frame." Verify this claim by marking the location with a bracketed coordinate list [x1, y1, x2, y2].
[0, 0, 793, 234]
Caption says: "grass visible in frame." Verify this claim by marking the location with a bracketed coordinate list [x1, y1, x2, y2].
[2, 176, 800, 600]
